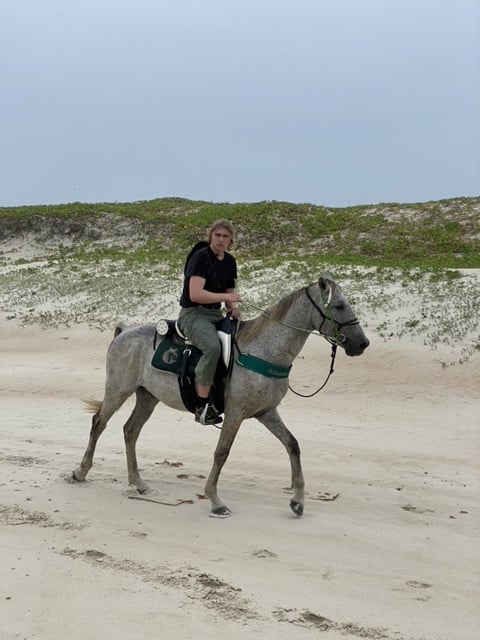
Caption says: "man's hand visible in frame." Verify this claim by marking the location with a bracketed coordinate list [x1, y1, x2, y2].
[226, 291, 241, 319]
[229, 307, 241, 320]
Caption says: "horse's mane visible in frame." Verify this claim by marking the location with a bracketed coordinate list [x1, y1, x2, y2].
[237, 288, 305, 345]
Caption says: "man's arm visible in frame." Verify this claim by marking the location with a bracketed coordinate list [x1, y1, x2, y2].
[189, 277, 241, 308]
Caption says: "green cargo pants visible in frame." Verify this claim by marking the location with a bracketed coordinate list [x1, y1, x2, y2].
[177, 307, 223, 387]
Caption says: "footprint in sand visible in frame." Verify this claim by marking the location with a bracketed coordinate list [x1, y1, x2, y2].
[406, 580, 432, 589]
[251, 549, 278, 559]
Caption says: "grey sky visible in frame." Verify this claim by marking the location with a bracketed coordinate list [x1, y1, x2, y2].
[1, 0, 479, 208]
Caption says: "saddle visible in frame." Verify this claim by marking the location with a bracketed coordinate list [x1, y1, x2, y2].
[151, 315, 237, 415]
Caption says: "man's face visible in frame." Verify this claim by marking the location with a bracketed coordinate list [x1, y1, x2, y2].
[210, 227, 232, 253]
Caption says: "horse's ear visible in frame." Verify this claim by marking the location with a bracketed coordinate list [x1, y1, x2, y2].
[319, 274, 333, 305]
[319, 271, 333, 288]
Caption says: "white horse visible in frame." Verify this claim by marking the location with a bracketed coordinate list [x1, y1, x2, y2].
[70, 272, 369, 518]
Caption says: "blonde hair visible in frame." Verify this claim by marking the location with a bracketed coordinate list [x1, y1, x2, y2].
[207, 219, 235, 249]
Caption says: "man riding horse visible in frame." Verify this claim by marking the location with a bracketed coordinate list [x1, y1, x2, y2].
[177, 220, 241, 426]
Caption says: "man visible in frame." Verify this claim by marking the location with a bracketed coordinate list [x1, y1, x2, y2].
[178, 220, 241, 426]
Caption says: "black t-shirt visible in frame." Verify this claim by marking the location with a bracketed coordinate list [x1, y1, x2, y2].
[180, 246, 237, 309]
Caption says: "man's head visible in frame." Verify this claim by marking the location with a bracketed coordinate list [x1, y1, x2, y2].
[207, 220, 235, 251]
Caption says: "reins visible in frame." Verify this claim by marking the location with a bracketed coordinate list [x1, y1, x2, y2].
[288, 343, 337, 398]
[240, 301, 314, 335]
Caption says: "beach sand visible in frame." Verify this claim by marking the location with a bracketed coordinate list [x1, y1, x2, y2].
[1, 309, 478, 639]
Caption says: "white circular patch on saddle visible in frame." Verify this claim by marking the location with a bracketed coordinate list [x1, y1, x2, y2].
[156, 319, 169, 336]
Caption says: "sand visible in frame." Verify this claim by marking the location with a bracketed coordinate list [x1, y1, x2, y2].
[1, 295, 478, 640]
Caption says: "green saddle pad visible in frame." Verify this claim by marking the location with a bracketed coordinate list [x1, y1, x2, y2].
[151, 335, 225, 415]
[151, 337, 185, 374]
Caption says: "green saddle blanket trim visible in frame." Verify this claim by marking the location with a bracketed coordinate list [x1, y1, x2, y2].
[236, 353, 291, 379]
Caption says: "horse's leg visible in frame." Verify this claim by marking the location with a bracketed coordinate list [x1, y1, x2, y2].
[123, 386, 158, 494]
[70, 392, 130, 483]
[204, 415, 243, 518]
[255, 408, 305, 516]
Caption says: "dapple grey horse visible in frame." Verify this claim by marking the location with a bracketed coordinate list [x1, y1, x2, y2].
[70, 272, 369, 518]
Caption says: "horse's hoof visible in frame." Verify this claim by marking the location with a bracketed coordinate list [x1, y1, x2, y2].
[67, 470, 85, 483]
[290, 500, 304, 517]
[209, 506, 232, 519]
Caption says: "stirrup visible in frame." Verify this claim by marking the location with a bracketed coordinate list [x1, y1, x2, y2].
[195, 403, 223, 427]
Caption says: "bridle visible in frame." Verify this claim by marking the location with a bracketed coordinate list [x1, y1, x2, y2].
[243, 283, 360, 345]
[238, 281, 361, 398]
[305, 283, 360, 347]
[288, 283, 360, 398]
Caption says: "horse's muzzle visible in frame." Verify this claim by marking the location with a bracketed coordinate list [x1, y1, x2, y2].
[344, 336, 370, 356]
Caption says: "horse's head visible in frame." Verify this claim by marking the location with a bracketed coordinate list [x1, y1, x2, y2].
[307, 272, 369, 356]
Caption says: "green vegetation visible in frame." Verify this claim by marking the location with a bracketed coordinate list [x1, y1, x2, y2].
[1, 196, 478, 269]
[1, 196, 478, 366]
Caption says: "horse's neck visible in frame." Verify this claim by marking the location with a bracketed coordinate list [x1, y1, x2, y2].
[249, 296, 313, 366]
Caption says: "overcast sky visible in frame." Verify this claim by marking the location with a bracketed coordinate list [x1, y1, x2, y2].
[1, 0, 479, 208]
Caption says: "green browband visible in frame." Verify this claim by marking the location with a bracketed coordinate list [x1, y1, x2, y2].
[236, 353, 292, 379]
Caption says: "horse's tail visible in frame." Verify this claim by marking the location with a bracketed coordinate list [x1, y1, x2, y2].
[82, 398, 102, 414]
